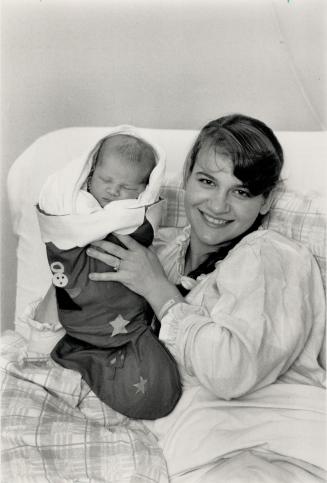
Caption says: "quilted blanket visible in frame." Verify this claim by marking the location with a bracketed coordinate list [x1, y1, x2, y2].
[1, 328, 326, 483]
[0, 331, 168, 482]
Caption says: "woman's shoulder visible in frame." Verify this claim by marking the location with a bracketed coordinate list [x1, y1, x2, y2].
[238, 228, 311, 254]
[228, 228, 315, 271]
[212, 228, 322, 300]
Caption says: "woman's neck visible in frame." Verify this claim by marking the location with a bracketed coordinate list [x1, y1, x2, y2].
[184, 248, 206, 274]
[184, 217, 263, 276]
[185, 239, 227, 274]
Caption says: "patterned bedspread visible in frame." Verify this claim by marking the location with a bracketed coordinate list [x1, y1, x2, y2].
[2, 329, 326, 483]
[0, 331, 168, 482]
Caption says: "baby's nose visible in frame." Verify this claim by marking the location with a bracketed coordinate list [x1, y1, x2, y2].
[106, 184, 120, 196]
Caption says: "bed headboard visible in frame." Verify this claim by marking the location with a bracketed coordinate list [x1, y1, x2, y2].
[7, 128, 327, 343]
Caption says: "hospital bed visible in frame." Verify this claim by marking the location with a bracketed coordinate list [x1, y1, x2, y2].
[1, 127, 326, 482]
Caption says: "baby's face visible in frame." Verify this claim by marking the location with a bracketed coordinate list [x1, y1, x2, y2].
[89, 153, 148, 207]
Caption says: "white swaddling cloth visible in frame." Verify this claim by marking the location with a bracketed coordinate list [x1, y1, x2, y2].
[37, 125, 166, 249]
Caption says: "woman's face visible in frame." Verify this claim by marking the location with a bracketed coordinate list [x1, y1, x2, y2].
[184, 147, 271, 256]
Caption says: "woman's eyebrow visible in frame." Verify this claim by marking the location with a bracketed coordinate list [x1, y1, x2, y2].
[194, 169, 216, 180]
[195, 168, 247, 188]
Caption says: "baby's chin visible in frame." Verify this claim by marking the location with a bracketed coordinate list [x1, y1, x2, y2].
[100, 195, 140, 207]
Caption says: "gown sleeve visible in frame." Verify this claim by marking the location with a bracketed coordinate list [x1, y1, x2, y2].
[159, 230, 325, 398]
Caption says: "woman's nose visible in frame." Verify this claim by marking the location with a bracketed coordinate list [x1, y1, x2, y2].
[208, 192, 230, 213]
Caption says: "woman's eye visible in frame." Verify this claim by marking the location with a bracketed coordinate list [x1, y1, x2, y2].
[235, 189, 251, 198]
[199, 178, 215, 187]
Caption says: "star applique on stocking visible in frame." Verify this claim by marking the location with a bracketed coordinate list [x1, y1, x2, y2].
[133, 376, 147, 394]
[110, 314, 130, 336]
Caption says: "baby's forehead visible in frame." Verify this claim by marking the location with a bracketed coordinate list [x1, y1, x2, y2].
[101, 134, 135, 150]
[99, 134, 151, 156]
[97, 134, 156, 170]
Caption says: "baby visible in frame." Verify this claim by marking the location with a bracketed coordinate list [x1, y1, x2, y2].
[36, 127, 181, 420]
[87, 134, 155, 206]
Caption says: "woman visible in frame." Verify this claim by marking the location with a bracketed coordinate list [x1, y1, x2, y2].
[86, 114, 326, 481]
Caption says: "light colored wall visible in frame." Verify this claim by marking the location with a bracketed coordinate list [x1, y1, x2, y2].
[1, 0, 326, 331]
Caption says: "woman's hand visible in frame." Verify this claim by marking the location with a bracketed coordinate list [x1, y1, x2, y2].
[87, 235, 182, 313]
[87, 234, 184, 317]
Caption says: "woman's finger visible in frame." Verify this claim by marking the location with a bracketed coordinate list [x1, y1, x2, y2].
[90, 240, 127, 259]
[113, 234, 141, 250]
[87, 248, 121, 268]
[89, 271, 121, 282]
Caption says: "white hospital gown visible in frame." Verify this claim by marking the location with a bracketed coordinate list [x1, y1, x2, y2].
[155, 226, 326, 397]
[147, 227, 326, 482]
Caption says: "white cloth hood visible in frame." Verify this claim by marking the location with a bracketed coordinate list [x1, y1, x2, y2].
[37, 125, 166, 249]
[38, 125, 166, 214]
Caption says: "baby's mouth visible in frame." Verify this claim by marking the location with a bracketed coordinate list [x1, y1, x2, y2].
[101, 197, 114, 205]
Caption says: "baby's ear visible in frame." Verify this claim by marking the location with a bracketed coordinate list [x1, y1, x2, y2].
[259, 190, 275, 215]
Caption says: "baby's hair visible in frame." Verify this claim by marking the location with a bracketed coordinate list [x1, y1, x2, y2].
[87, 134, 157, 191]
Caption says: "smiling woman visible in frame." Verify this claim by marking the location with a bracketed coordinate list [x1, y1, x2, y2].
[84, 115, 325, 482]
[86, 113, 324, 392]
[183, 152, 271, 268]
[181, 114, 282, 269]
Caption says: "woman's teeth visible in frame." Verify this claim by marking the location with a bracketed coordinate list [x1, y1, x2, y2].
[202, 213, 230, 225]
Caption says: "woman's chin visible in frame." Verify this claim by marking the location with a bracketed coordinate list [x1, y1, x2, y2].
[192, 226, 232, 250]
[198, 221, 234, 246]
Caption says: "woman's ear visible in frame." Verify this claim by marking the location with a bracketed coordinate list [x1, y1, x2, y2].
[259, 190, 275, 215]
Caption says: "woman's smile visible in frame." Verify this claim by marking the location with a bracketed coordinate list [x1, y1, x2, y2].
[184, 147, 270, 256]
[199, 210, 233, 226]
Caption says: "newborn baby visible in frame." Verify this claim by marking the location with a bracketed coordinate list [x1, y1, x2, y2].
[36, 126, 182, 419]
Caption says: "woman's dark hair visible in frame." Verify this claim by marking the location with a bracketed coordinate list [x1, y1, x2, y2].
[183, 114, 284, 197]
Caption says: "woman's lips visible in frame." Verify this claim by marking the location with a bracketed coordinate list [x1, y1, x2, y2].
[200, 210, 232, 226]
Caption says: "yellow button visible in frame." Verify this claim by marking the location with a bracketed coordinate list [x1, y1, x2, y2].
[50, 261, 65, 273]
[52, 273, 68, 288]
